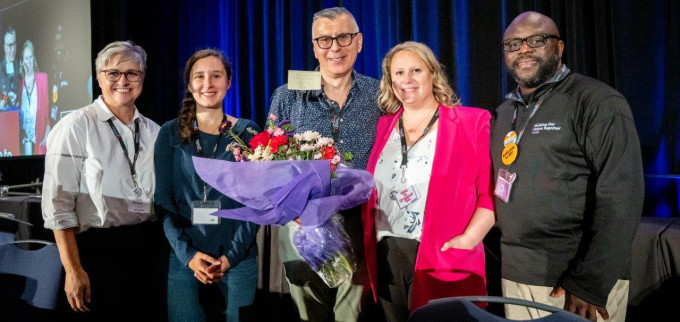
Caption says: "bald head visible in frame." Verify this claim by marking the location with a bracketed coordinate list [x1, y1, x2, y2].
[504, 11, 560, 40]
[503, 11, 564, 94]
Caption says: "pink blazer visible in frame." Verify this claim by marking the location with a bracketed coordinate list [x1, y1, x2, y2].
[361, 104, 495, 310]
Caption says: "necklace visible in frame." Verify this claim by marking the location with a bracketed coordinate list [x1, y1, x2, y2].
[196, 117, 224, 134]
[24, 76, 35, 99]
[201, 122, 222, 134]
[402, 106, 438, 141]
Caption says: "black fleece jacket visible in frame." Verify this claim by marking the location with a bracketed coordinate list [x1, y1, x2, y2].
[491, 70, 644, 307]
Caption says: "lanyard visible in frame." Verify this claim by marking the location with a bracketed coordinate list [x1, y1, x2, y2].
[397, 108, 439, 183]
[510, 88, 553, 145]
[193, 117, 225, 202]
[327, 95, 352, 143]
[107, 118, 140, 187]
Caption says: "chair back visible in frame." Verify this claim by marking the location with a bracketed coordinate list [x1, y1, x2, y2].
[0, 231, 14, 244]
[0, 240, 63, 309]
[409, 296, 590, 322]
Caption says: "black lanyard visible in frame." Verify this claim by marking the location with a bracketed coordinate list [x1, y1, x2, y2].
[510, 88, 553, 145]
[397, 108, 439, 182]
[193, 117, 226, 202]
[327, 95, 352, 143]
[107, 118, 140, 186]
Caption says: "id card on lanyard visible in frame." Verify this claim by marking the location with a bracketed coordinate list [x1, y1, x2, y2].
[191, 200, 221, 225]
[390, 108, 439, 209]
[191, 118, 226, 225]
[107, 118, 151, 213]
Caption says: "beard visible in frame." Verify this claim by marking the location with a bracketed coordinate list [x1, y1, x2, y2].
[508, 52, 560, 89]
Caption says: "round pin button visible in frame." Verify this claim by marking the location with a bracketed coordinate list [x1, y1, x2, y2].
[501, 142, 518, 165]
[503, 131, 517, 146]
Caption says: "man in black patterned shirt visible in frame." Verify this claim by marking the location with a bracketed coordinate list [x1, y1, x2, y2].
[268, 6, 381, 322]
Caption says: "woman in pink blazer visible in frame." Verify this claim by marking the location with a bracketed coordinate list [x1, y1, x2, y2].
[19, 40, 49, 155]
[361, 41, 495, 322]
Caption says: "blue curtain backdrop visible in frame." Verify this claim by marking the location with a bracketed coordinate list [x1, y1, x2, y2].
[86, 0, 680, 218]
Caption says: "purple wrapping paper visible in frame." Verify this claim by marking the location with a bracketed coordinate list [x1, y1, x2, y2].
[192, 157, 373, 229]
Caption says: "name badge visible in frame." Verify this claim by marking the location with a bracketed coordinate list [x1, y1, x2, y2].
[191, 200, 220, 225]
[128, 199, 151, 213]
[391, 185, 419, 209]
[494, 168, 517, 203]
[287, 70, 321, 90]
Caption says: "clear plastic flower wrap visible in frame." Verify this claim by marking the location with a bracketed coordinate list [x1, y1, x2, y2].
[293, 213, 356, 288]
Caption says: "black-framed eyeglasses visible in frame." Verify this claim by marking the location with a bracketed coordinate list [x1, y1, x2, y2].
[313, 32, 360, 49]
[101, 69, 144, 82]
[502, 34, 560, 52]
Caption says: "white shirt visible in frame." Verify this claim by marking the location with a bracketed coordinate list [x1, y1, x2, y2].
[42, 96, 160, 232]
[374, 127, 437, 242]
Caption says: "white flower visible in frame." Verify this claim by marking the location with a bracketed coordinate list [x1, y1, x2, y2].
[261, 146, 274, 161]
[301, 130, 321, 142]
[331, 155, 341, 164]
[317, 137, 333, 146]
[247, 146, 263, 161]
[313, 153, 322, 160]
[299, 144, 314, 152]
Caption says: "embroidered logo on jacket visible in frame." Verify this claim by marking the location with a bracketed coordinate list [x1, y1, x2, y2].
[532, 122, 561, 134]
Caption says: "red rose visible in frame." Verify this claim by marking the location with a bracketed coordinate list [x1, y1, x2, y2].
[269, 135, 288, 153]
[322, 146, 336, 160]
[249, 131, 271, 150]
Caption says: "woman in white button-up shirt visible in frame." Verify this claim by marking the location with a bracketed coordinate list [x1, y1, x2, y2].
[42, 41, 164, 321]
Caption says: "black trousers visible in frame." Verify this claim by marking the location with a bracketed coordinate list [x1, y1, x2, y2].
[58, 220, 169, 322]
[377, 236, 419, 322]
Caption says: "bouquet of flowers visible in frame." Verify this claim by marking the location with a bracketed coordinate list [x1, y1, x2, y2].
[192, 115, 372, 287]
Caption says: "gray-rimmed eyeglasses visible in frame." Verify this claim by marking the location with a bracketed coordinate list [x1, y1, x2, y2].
[313, 32, 360, 49]
[101, 69, 144, 82]
[502, 34, 560, 52]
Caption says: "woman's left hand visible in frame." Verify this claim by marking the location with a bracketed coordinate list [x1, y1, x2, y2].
[441, 234, 477, 251]
[217, 255, 231, 273]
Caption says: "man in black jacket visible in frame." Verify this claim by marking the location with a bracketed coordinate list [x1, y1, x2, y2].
[491, 11, 644, 322]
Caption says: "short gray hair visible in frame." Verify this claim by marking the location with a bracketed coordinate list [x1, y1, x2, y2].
[94, 41, 147, 74]
[312, 7, 359, 33]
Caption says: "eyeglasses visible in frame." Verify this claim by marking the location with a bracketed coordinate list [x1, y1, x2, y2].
[101, 69, 144, 82]
[313, 33, 360, 49]
[502, 34, 560, 52]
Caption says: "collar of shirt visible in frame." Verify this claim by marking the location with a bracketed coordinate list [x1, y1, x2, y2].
[93, 95, 142, 126]
[505, 64, 571, 104]
[305, 68, 361, 100]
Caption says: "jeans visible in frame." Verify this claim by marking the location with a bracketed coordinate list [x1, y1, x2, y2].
[167, 251, 257, 322]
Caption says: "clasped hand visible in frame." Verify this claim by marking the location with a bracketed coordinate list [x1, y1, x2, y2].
[188, 251, 230, 284]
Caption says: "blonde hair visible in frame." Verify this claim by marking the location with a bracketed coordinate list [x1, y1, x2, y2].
[378, 41, 460, 114]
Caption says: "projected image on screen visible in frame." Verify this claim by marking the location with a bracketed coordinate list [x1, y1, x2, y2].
[0, 0, 91, 157]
